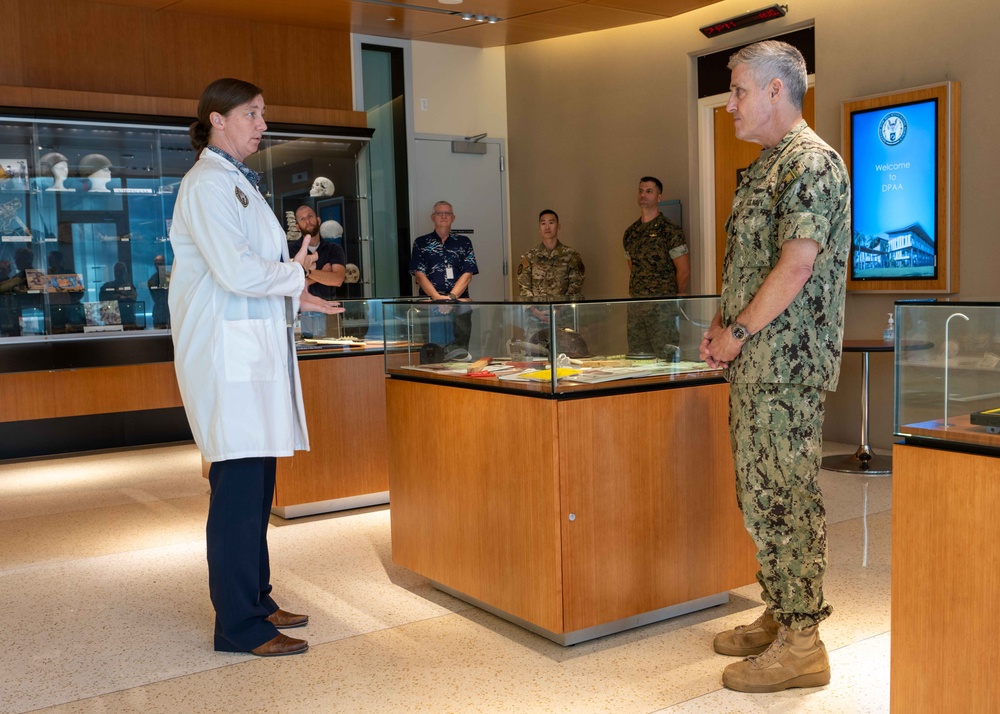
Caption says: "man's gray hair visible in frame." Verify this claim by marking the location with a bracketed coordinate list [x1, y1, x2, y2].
[433, 200, 453, 211]
[728, 40, 807, 111]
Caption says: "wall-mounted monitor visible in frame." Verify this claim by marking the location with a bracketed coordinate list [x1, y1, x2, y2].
[843, 82, 960, 293]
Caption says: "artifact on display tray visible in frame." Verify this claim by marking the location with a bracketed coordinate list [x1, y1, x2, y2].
[25, 269, 84, 293]
[0, 196, 30, 237]
[0, 159, 29, 191]
[404, 352, 718, 385]
[970, 408, 1000, 434]
[83, 301, 123, 332]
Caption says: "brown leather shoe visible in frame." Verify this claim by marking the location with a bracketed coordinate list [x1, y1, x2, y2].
[266, 609, 309, 629]
[250, 633, 308, 657]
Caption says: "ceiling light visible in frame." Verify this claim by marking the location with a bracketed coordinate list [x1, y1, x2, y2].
[461, 12, 472, 20]
[475, 14, 485, 22]
[487, 16, 497, 23]
[438, 0, 462, 4]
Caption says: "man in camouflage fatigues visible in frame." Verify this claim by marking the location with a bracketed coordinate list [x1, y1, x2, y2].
[623, 177, 690, 359]
[517, 210, 584, 340]
[699, 41, 850, 693]
[517, 209, 585, 301]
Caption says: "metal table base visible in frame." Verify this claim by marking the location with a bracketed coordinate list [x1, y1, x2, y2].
[822, 347, 892, 475]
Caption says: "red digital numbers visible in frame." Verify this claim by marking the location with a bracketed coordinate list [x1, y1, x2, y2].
[700, 5, 786, 38]
[704, 21, 738, 37]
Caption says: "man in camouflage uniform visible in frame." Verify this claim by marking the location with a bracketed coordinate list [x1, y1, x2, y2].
[517, 209, 585, 343]
[517, 209, 585, 301]
[699, 41, 849, 693]
[623, 176, 690, 359]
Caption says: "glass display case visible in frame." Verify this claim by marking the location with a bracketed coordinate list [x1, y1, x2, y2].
[294, 297, 389, 356]
[894, 299, 1000, 454]
[382, 296, 725, 395]
[0, 111, 372, 343]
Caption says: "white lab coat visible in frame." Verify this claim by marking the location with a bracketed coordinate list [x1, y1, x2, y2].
[168, 149, 308, 462]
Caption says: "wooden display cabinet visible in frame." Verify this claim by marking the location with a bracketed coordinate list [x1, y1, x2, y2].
[891, 443, 1000, 713]
[387, 377, 757, 644]
[272, 352, 389, 518]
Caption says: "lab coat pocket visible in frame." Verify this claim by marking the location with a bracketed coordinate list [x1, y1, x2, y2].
[222, 319, 279, 382]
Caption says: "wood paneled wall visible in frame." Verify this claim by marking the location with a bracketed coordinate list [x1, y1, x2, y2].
[0, 363, 182, 423]
[0, 0, 364, 126]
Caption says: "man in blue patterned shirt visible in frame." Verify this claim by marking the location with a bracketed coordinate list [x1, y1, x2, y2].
[409, 201, 479, 351]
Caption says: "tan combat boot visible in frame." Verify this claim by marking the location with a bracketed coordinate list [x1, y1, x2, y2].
[713, 609, 780, 656]
[722, 623, 831, 693]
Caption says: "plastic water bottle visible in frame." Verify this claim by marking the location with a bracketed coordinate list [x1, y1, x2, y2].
[883, 313, 895, 342]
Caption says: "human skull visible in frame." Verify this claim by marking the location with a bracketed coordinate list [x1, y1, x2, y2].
[344, 263, 360, 284]
[319, 220, 343, 240]
[309, 176, 335, 197]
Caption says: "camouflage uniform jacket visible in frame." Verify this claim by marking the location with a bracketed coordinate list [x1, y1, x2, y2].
[516, 241, 585, 301]
[623, 212, 688, 297]
[722, 120, 851, 391]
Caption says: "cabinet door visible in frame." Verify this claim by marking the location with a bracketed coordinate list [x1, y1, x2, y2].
[558, 383, 757, 633]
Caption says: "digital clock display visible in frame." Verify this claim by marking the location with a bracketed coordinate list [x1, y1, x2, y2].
[699, 5, 787, 38]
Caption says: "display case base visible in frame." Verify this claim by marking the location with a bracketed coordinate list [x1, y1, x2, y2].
[433, 581, 728, 646]
[271, 491, 388, 520]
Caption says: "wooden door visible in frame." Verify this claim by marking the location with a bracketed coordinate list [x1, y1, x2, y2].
[713, 88, 815, 291]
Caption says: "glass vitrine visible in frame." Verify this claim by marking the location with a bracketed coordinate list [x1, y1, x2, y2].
[0, 112, 372, 342]
[294, 297, 390, 355]
[382, 296, 725, 395]
[894, 299, 1000, 454]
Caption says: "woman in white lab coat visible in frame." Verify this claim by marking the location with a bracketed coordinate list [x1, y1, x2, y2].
[169, 77, 341, 658]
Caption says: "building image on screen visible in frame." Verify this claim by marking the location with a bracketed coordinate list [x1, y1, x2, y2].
[850, 98, 938, 280]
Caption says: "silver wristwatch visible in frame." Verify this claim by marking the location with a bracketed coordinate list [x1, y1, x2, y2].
[730, 322, 751, 342]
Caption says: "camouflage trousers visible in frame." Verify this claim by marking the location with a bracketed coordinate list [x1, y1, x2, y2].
[626, 301, 679, 360]
[728, 381, 832, 629]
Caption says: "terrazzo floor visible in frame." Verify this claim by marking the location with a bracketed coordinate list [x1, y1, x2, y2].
[0, 441, 893, 713]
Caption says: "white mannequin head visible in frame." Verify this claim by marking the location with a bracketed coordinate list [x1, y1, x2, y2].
[319, 220, 343, 240]
[89, 167, 112, 192]
[79, 153, 113, 192]
[309, 176, 334, 197]
[40, 152, 75, 192]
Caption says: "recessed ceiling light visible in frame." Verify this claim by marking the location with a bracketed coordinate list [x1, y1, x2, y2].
[385, 16, 396, 21]
[438, 0, 463, 4]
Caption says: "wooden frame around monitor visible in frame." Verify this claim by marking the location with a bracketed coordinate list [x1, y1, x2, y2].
[843, 81, 960, 293]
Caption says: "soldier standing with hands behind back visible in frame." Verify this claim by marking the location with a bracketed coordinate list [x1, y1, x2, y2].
[700, 40, 850, 693]
[623, 176, 690, 359]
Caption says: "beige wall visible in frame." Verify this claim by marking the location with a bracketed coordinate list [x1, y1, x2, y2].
[504, 0, 997, 449]
[411, 42, 508, 139]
